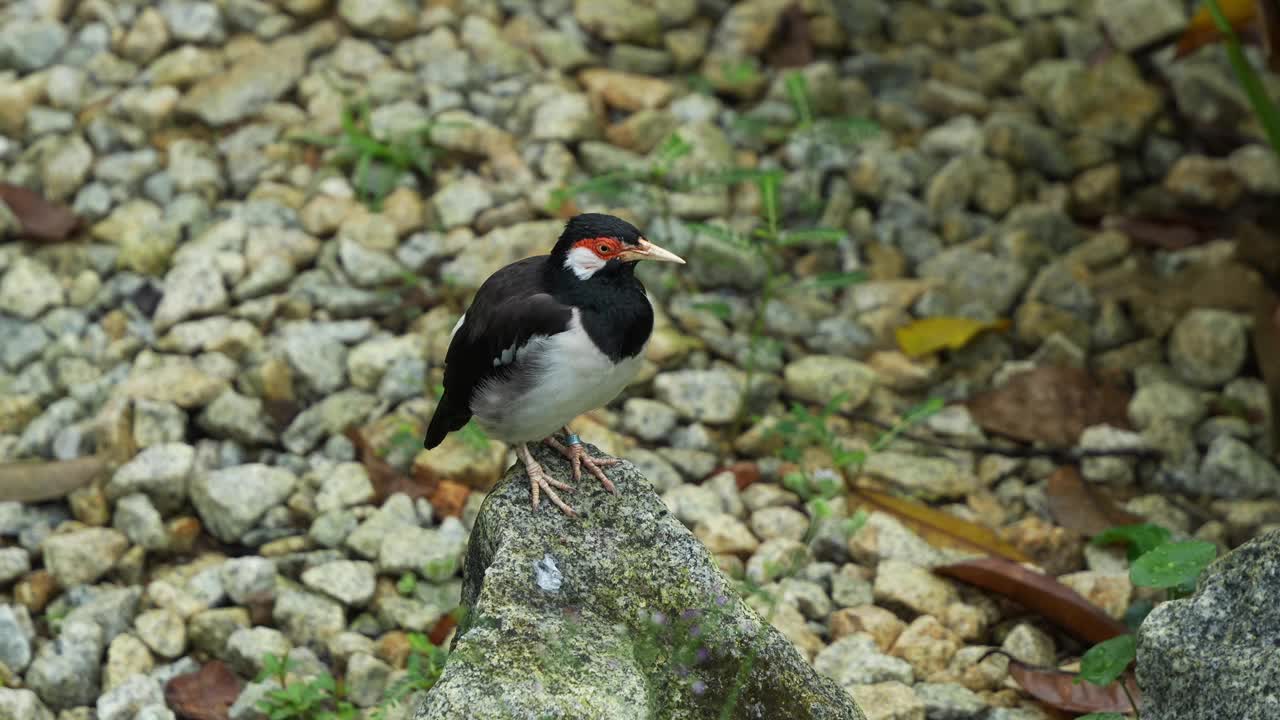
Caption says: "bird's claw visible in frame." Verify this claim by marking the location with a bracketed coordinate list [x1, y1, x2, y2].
[519, 443, 576, 516]
[545, 434, 620, 494]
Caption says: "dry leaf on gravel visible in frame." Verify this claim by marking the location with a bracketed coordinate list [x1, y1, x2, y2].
[1046, 466, 1143, 538]
[852, 488, 1031, 563]
[934, 557, 1130, 645]
[997, 652, 1142, 715]
[0, 455, 107, 503]
[0, 182, 81, 242]
[164, 660, 241, 720]
[895, 316, 1010, 358]
[966, 367, 1132, 446]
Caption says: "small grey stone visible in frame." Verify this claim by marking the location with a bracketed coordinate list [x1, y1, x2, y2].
[913, 682, 987, 720]
[1230, 143, 1280, 195]
[221, 556, 277, 605]
[41, 527, 128, 587]
[26, 619, 103, 710]
[228, 679, 279, 720]
[0, 258, 65, 319]
[1001, 622, 1056, 666]
[179, 32, 317, 126]
[345, 498, 418, 559]
[134, 608, 186, 659]
[661, 484, 723, 527]
[531, 91, 600, 142]
[347, 334, 425, 391]
[653, 369, 743, 425]
[339, 0, 418, 39]
[301, 560, 376, 607]
[1079, 424, 1146, 486]
[315, 462, 375, 513]
[282, 328, 348, 396]
[160, 1, 226, 43]
[133, 399, 188, 449]
[16, 397, 81, 457]
[97, 672, 164, 720]
[432, 175, 493, 229]
[0, 688, 54, 720]
[281, 390, 378, 455]
[0, 318, 49, 371]
[345, 653, 392, 707]
[309, 510, 360, 548]
[626, 449, 683, 493]
[0, 19, 69, 72]
[114, 494, 169, 551]
[0, 604, 34, 672]
[1129, 382, 1208, 430]
[831, 564, 873, 608]
[225, 626, 291, 678]
[107, 443, 196, 514]
[198, 390, 275, 445]
[1096, 0, 1186, 52]
[747, 538, 811, 585]
[153, 261, 229, 331]
[814, 634, 915, 688]
[273, 585, 346, 646]
[1198, 435, 1280, 499]
[338, 238, 405, 287]
[749, 506, 809, 542]
[1168, 309, 1248, 388]
[0, 546, 30, 585]
[861, 452, 977, 500]
[783, 356, 877, 412]
[188, 607, 252, 657]
[916, 247, 1029, 318]
[190, 464, 297, 542]
[59, 585, 141, 644]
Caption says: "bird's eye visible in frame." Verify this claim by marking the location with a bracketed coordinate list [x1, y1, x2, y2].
[598, 243, 611, 254]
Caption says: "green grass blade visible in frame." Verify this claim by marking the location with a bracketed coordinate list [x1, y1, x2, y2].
[1205, 0, 1280, 157]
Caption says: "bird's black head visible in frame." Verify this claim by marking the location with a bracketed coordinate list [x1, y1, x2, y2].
[550, 213, 684, 282]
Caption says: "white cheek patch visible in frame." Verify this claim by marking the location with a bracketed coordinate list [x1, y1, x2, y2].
[565, 246, 606, 280]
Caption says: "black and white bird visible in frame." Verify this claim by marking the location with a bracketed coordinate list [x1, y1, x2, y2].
[423, 213, 685, 516]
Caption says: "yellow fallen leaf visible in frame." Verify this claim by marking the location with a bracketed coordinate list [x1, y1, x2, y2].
[895, 317, 1010, 358]
[1176, 0, 1256, 57]
[852, 488, 1031, 563]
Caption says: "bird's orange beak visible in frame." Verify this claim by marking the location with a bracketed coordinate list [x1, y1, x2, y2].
[620, 237, 685, 264]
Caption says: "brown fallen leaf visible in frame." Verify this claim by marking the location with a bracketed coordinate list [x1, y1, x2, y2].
[0, 182, 81, 242]
[767, 2, 813, 69]
[966, 367, 1132, 447]
[934, 557, 1130, 645]
[1103, 214, 1209, 251]
[852, 488, 1032, 563]
[1046, 466, 1143, 538]
[164, 660, 242, 720]
[429, 612, 458, 646]
[1176, 0, 1256, 57]
[709, 461, 761, 491]
[1255, 297, 1280, 451]
[0, 455, 107, 503]
[992, 651, 1142, 715]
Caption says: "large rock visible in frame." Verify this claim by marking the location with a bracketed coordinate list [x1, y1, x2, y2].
[1137, 528, 1280, 719]
[417, 443, 865, 720]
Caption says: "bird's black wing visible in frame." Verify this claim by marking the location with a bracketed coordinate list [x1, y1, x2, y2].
[423, 258, 572, 448]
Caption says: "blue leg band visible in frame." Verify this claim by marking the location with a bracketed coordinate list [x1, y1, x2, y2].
[565, 433, 582, 446]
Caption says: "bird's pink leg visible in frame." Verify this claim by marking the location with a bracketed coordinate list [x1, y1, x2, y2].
[518, 442, 577, 516]
[543, 428, 620, 494]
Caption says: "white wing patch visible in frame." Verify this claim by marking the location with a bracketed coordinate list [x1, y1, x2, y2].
[450, 313, 466, 341]
[493, 336, 542, 367]
[564, 246, 605, 280]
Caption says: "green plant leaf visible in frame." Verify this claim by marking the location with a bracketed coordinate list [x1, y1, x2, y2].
[1130, 540, 1217, 589]
[784, 72, 814, 128]
[1078, 634, 1136, 687]
[691, 301, 733, 320]
[1092, 523, 1172, 562]
[777, 228, 846, 246]
[795, 271, 867, 290]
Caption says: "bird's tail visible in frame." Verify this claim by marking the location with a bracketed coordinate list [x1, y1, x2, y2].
[423, 393, 471, 449]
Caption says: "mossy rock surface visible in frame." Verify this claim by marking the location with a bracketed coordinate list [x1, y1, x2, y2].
[417, 442, 865, 720]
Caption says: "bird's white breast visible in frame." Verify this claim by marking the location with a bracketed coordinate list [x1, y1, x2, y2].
[471, 309, 645, 443]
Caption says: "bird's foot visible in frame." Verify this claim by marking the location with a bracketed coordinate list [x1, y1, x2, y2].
[518, 443, 577, 516]
[544, 432, 620, 494]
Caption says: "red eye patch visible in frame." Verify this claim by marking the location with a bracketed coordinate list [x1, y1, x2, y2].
[575, 236, 621, 257]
